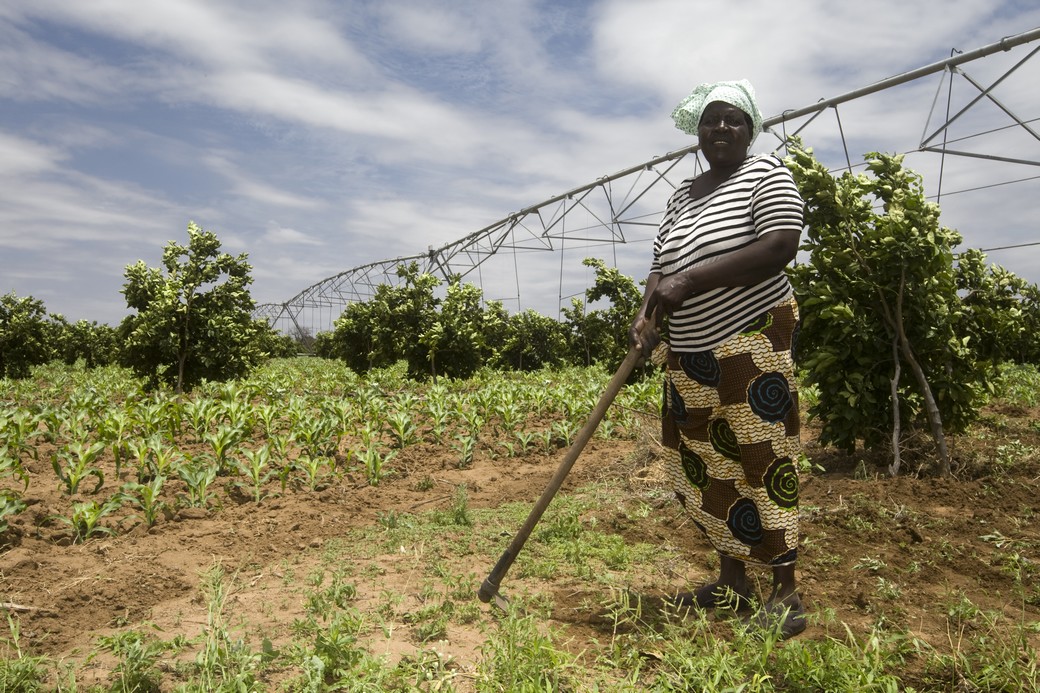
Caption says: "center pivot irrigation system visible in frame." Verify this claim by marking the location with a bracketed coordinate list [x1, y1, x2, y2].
[255, 27, 1040, 339]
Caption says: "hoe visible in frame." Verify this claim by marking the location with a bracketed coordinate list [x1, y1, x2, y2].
[478, 335, 650, 611]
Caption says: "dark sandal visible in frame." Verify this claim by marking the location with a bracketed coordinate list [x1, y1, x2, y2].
[744, 594, 807, 639]
[673, 582, 752, 611]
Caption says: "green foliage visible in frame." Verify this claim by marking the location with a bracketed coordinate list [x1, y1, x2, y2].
[231, 446, 276, 504]
[358, 445, 395, 486]
[422, 278, 504, 379]
[326, 262, 437, 377]
[475, 605, 577, 691]
[0, 292, 54, 379]
[176, 454, 219, 508]
[0, 490, 27, 536]
[956, 248, 1040, 365]
[324, 257, 644, 379]
[326, 264, 500, 380]
[191, 564, 267, 691]
[562, 257, 643, 371]
[94, 628, 167, 692]
[120, 477, 167, 527]
[494, 308, 569, 371]
[51, 440, 106, 495]
[0, 613, 48, 692]
[48, 497, 123, 543]
[51, 316, 119, 368]
[253, 323, 302, 359]
[991, 362, 1040, 408]
[118, 222, 265, 392]
[786, 141, 988, 458]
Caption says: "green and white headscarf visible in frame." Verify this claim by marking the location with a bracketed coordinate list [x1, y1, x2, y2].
[671, 79, 764, 144]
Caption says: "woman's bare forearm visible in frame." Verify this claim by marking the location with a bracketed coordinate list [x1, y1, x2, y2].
[651, 230, 798, 314]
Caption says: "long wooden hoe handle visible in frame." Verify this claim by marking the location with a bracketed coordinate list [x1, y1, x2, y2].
[478, 339, 647, 608]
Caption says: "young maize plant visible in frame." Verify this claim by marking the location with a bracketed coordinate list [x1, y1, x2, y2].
[120, 476, 167, 527]
[175, 453, 219, 508]
[48, 496, 123, 543]
[232, 445, 276, 504]
[51, 439, 107, 495]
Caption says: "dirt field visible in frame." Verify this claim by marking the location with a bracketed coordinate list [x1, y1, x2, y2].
[3, 389, 1039, 689]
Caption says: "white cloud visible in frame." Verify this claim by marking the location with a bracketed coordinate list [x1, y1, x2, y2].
[0, 23, 130, 104]
[14, 0, 367, 72]
[0, 131, 65, 175]
[1, 0, 1038, 329]
[260, 224, 324, 247]
[379, 4, 483, 54]
[202, 153, 325, 210]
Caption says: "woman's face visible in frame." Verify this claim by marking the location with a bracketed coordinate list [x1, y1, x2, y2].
[698, 101, 751, 168]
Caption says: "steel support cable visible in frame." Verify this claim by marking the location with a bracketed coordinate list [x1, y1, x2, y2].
[558, 200, 566, 317]
[512, 224, 522, 311]
[980, 240, 1040, 252]
[927, 171, 1040, 197]
[937, 57, 957, 202]
[605, 180, 619, 266]
[831, 104, 854, 173]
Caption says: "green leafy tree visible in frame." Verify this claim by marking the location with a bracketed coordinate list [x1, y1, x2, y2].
[494, 309, 569, 371]
[327, 262, 440, 378]
[325, 298, 378, 372]
[312, 330, 337, 359]
[562, 258, 642, 371]
[289, 326, 317, 354]
[118, 222, 264, 392]
[1017, 284, 1040, 365]
[253, 322, 299, 359]
[52, 316, 119, 368]
[422, 278, 503, 380]
[955, 249, 1038, 365]
[0, 292, 54, 378]
[786, 141, 987, 475]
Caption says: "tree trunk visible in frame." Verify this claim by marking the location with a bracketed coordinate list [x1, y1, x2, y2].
[888, 333, 903, 477]
[894, 270, 952, 476]
[177, 352, 188, 395]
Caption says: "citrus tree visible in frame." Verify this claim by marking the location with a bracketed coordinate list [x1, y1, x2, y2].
[0, 292, 54, 378]
[786, 141, 988, 475]
[325, 262, 439, 378]
[118, 222, 265, 392]
[421, 278, 505, 380]
[955, 248, 1040, 365]
[52, 316, 119, 368]
[494, 309, 569, 371]
[562, 257, 642, 372]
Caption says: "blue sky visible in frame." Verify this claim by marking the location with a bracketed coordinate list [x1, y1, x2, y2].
[2, 1, 1040, 329]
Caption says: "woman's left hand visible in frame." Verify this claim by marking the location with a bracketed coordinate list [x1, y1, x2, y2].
[647, 270, 697, 317]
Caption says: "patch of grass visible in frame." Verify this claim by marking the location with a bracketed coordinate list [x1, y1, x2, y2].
[920, 606, 1040, 691]
[475, 603, 579, 691]
[93, 627, 168, 693]
[0, 614, 49, 693]
[992, 362, 1040, 408]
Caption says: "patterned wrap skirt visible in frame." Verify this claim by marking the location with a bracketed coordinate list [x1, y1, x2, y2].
[651, 297, 801, 566]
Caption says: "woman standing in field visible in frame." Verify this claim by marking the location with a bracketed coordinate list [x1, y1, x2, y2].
[629, 79, 807, 638]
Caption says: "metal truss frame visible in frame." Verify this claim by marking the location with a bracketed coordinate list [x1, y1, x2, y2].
[256, 27, 1040, 337]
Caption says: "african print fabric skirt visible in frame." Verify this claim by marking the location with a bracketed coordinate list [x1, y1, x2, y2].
[651, 297, 801, 566]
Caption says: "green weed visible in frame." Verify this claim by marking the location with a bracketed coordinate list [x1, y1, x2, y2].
[0, 613, 49, 692]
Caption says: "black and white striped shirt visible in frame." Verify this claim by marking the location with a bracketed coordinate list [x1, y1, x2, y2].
[651, 154, 803, 352]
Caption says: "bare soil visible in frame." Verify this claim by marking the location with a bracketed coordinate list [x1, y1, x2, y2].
[3, 403, 1040, 689]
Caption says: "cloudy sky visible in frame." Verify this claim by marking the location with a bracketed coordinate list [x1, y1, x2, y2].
[2, 1, 1040, 330]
